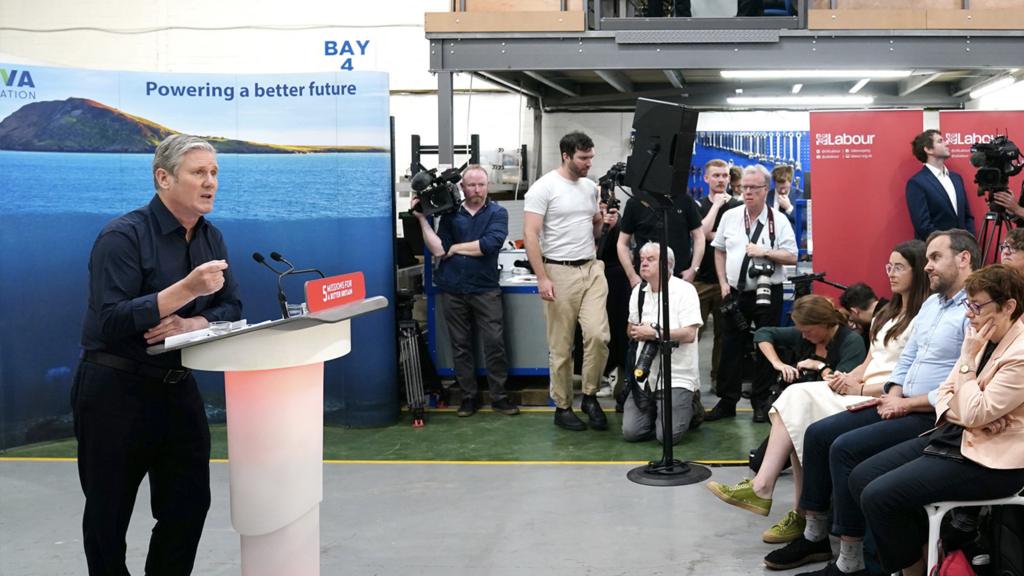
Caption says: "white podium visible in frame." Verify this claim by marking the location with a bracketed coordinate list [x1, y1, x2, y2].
[150, 295, 387, 576]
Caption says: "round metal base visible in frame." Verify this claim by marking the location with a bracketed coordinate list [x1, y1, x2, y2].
[627, 460, 712, 487]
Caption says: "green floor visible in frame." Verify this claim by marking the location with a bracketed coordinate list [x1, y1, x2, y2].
[3, 410, 767, 463]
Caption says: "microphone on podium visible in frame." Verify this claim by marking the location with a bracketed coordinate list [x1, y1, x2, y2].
[252, 252, 290, 319]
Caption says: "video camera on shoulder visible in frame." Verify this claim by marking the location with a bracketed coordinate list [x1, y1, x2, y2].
[410, 162, 466, 217]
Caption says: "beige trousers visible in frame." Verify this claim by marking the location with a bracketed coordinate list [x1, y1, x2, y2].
[542, 260, 610, 409]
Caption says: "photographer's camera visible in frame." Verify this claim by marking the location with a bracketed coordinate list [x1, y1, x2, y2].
[748, 261, 776, 308]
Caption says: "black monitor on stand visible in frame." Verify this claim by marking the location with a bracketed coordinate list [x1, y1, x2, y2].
[623, 98, 711, 487]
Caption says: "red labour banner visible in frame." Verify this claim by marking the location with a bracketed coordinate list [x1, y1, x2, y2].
[809, 110, 925, 301]
[939, 110, 1024, 262]
[305, 272, 366, 314]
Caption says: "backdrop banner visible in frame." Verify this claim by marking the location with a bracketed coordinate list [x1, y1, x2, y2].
[809, 109, 925, 301]
[939, 110, 1024, 263]
[0, 63, 397, 449]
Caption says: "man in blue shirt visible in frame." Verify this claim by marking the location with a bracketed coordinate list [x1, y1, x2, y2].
[762, 229, 978, 576]
[72, 135, 242, 575]
[413, 165, 519, 418]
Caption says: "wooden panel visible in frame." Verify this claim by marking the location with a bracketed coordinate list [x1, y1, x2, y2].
[463, 0, 583, 11]
[927, 8, 1024, 27]
[970, 0, 1024, 7]
[425, 11, 586, 32]
[808, 8, 927, 28]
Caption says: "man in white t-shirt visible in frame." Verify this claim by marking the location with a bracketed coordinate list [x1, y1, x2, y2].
[523, 131, 619, 431]
[622, 242, 703, 445]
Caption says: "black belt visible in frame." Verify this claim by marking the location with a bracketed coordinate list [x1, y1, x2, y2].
[543, 257, 593, 267]
[82, 350, 191, 384]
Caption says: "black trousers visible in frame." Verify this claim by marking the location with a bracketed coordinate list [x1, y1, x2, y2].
[72, 360, 211, 576]
[716, 285, 783, 409]
[850, 435, 1024, 573]
[441, 290, 509, 401]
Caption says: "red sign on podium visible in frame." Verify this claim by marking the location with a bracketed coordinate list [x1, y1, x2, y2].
[305, 272, 366, 313]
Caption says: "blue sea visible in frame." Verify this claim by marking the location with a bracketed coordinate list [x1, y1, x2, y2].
[0, 151, 398, 449]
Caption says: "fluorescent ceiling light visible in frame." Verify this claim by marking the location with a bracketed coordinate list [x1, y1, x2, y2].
[721, 70, 912, 79]
[969, 77, 1017, 100]
[792, 83, 803, 94]
[849, 79, 870, 94]
[727, 95, 875, 106]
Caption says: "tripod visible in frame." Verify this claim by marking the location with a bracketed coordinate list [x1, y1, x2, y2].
[978, 204, 1014, 265]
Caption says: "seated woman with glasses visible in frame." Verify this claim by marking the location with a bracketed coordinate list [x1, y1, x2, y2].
[999, 228, 1024, 272]
[851, 263, 1024, 576]
[706, 240, 930, 545]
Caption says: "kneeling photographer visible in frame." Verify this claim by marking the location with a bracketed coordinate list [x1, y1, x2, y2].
[622, 242, 704, 446]
[708, 165, 799, 422]
[753, 295, 867, 405]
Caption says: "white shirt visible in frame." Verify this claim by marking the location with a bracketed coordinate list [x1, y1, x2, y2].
[711, 204, 798, 290]
[627, 276, 704, 392]
[523, 170, 599, 261]
[925, 163, 958, 216]
[861, 314, 915, 386]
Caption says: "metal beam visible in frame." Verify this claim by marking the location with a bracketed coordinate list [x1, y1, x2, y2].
[952, 72, 1008, 97]
[898, 72, 943, 96]
[522, 70, 578, 97]
[663, 69, 685, 89]
[437, 72, 454, 166]
[473, 71, 542, 99]
[429, 34, 1024, 72]
[594, 70, 634, 93]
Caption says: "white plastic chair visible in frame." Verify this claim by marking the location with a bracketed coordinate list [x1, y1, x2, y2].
[921, 491, 1024, 575]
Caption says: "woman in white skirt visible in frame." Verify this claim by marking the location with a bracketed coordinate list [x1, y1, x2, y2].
[706, 239, 930, 543]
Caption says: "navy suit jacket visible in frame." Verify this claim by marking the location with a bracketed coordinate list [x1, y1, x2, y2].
[905, 166, 975, 241]
[766, 188, 798, 226]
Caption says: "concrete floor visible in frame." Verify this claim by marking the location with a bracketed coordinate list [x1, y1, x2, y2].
[2, 318, 831, 575]
[1, 460, 830, 576]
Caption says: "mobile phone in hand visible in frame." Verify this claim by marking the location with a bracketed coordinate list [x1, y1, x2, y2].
[846, 398, 881, 412]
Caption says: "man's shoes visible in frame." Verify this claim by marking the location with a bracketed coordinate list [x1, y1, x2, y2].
[580, 394, 608, 430]
[457, 397, 478, 417]
[795, 562, 868, 576]
[491, 398, 520, 416]
[704, 402, 736, 422]
[705, 478, 772, 516]
[763, 509, 806, 544]
[554, 407, 587, 431]
[753, 405, 769, 423]
[763, 536, 833, 571]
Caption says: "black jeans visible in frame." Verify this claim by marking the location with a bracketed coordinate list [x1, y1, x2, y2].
[72, 360, 211, 576]
[850, 435, 1024, 573]
[798, 408, 934, 537]
[716, 285, 783, 409]
[441, 290, 509, 402]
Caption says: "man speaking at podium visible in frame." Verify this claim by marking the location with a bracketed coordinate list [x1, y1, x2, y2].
[71, 134, 242, 575]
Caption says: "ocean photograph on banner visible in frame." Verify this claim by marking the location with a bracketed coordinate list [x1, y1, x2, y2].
[0, 64, 396, 449]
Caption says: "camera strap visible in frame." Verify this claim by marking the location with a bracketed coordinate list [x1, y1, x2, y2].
[737, 207, 775, 291]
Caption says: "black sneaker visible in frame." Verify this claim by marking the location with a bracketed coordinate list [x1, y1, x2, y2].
[704, 402, 737, 422]
[795, 562, 868, 576]
[753, 405, 769, 423]
[491, 398, 520, 416]
[763, 535, 832, 570]
[554, 407, 587, 431]
[457, 397, 477, 417]
[580, 394, 608, 430]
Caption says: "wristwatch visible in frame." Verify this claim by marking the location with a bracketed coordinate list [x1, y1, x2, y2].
[959, 362, 976, 374]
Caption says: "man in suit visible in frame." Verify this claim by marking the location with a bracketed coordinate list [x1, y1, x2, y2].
[905, 129, 975, 241]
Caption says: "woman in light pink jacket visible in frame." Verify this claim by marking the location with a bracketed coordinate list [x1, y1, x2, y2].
[850, 264, 1024, 576]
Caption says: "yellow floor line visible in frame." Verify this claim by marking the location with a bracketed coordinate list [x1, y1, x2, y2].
[1, 456, 746, 466]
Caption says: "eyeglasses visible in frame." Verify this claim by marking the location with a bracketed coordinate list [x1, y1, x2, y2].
[739, 185, 767, 192]
[1000, 242, 1017, 254]
[885, 263, 908, 274]
[962, 299, 996, 314]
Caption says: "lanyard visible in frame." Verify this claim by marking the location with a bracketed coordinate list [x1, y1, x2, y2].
[744, 206, 776, 247]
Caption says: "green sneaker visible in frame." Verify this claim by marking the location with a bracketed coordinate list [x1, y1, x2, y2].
[705, 479, 772, 516]
[762, 509, 806, 544]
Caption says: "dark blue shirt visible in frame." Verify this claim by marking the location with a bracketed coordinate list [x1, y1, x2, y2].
[80, 195, 242, 368]
[433, 201, 508, 294]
